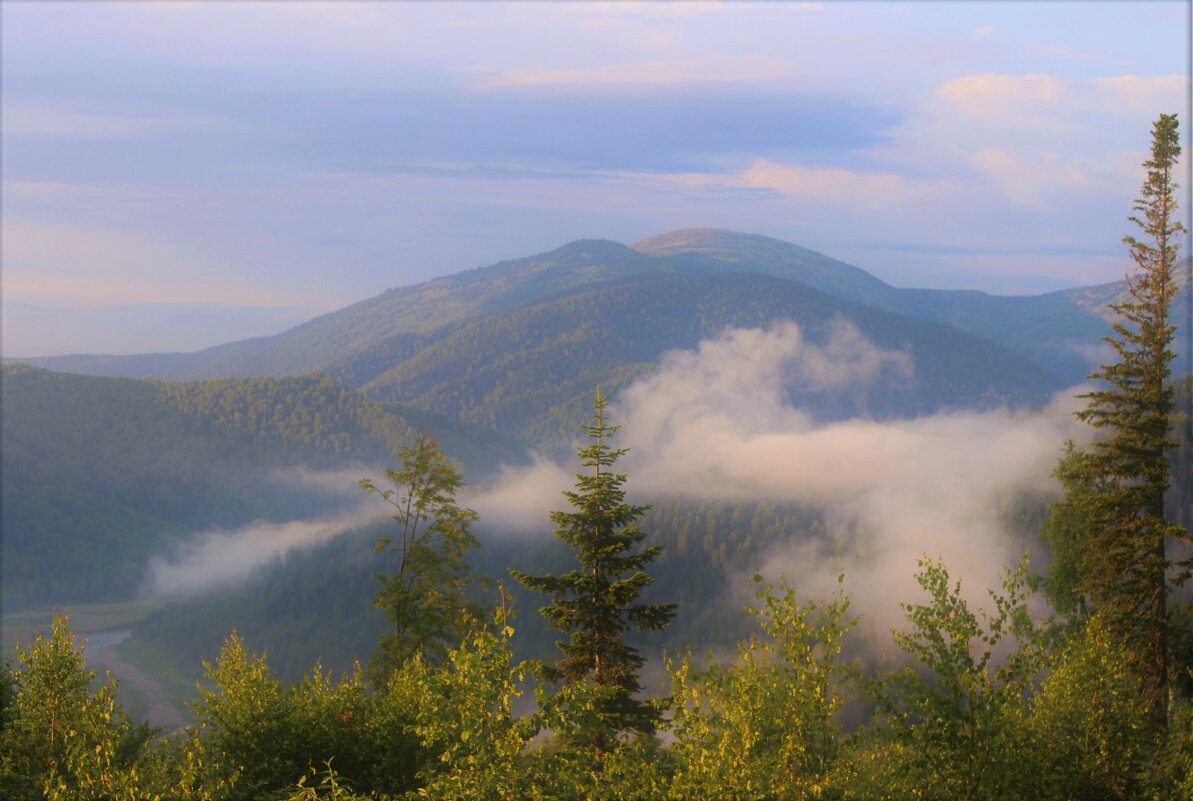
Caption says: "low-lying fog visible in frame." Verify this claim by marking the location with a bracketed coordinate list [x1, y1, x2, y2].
[147, 321, 1091, 634]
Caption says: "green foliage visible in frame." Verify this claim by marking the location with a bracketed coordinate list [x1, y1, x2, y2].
[12, 562, 1193, 800]
[386, 594, 534, 800]
[521, 724, 669, 801]
[1039, 442, 1100, 618]
[1030, 612, 1151, 800]
[192, 633, 419, 800]
[286, 763, 371, 801]
[666, 576, 856, 800]
[1152, 698, 1193, 800]
[1169, 373, 1193, 531]
[360, 434, 485, 678]
[855, 559, 1047, 801]
[0, 615, 152, 800]
[513, 390, 676, 752]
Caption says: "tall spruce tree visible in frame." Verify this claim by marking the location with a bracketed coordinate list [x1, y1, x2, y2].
[1063, 113, 1186, 728]
[512, 389, 676, 751]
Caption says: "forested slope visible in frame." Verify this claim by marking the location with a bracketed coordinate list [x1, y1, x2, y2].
[0, 365, 418, 608]
[356, 271, 1064, 443]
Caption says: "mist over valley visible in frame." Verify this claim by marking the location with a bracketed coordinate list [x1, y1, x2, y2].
[5, 232, 1190, 703]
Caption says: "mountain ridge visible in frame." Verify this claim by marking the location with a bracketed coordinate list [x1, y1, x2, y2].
[19, 228, 1189, 390]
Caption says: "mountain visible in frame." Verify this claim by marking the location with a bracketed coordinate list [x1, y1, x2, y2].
[631, 228, 898, 307]
[350, 271, 1062, 443]
[20, 231, 1114, 444]
[23, 230, 1188, 397]
[632, 229, 1192, 383]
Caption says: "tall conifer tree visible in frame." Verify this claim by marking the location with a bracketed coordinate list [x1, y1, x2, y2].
[1067, 113, 1186, 728]
[512, 389, 676, 750]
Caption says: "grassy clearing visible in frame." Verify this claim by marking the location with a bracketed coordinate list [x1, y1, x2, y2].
[1, 599, 163, 662]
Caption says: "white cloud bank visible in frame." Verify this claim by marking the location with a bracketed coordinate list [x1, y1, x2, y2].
[614, 322, 1090, 629]
[468, 322, 1091, 631]
[145, 511, 378, 599]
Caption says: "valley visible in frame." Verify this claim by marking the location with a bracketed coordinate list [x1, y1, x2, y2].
[4, 230, 1190, 723]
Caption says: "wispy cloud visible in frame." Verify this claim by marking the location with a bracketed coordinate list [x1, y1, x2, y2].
[145, 511, 376, 598]
[938, 72, 1068, 110]
[463, 457, 575, 538]
[476, 57, 791, 91]
[3, 104, 235, 139]
[737, 159, 946, 204]
[968, 148, 1089, 208]
[938, 72, 1188, 122]
[1, 220, 337, 309]
[145, 467, 384, 598]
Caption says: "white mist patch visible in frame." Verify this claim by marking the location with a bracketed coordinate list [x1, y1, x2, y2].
[146, 508, 381, 599]
[608, 321, 1092, 632]
[263, 464, 381, 500]
[613, 321, 911, 456]
[462, 456, 574, 538]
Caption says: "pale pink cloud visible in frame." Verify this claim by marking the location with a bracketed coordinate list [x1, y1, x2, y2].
[969, 148, 1088, 207]
[737, 159, 947, 204]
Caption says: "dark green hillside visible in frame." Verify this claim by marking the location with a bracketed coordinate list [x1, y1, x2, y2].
[111, 374, 1192, 696]
[0, 365, 417, 608]
[359, 271, 1063, 443]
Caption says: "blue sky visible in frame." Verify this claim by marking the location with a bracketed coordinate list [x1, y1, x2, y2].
[2, 1, 1188, 355]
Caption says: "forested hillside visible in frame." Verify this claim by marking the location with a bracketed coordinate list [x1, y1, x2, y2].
[0, 364, 543, 610]
[121, 369, 1193, 689]
[353, 271, 1063, 443]
[0, 364, 413, 607]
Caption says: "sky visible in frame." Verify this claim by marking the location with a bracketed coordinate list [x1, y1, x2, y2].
[2, 1, 1189, 356]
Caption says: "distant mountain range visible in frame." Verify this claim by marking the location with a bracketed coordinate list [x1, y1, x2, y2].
[23, 229, 1188, 444]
